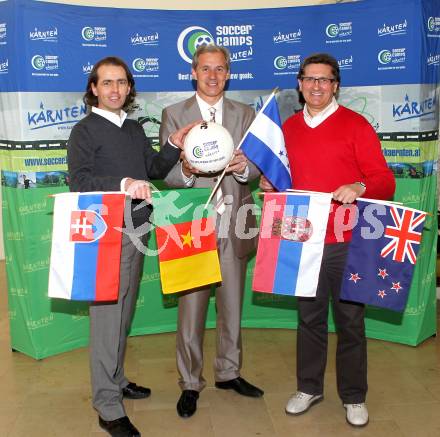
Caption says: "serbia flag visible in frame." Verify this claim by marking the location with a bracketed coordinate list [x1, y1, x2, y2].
[252, 191, 331, 297]
[48, 192, 126, 301]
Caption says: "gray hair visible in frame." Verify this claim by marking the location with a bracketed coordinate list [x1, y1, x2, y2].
[192, 44, 231, 72]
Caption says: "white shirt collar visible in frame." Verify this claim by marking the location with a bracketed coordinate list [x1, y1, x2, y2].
[195, 94, 223, 124]
[303, 97, 339, 128]
[92, 106, 127, 128]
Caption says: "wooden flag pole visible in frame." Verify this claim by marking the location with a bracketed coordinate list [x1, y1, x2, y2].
[203, 87, 280, 209]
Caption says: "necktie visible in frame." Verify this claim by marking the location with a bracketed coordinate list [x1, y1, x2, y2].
[208, 107, 225, 214]
[209, 107, 216, 122]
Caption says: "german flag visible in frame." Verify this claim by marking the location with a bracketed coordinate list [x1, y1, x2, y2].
[153, 189, 222, 294]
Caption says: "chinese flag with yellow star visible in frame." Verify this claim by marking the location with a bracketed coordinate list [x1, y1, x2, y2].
[153, 188, 222, 294]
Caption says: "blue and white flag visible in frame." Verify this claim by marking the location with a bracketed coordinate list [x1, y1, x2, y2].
[240, 92, 292, 191]
[340, 199, 427, 312]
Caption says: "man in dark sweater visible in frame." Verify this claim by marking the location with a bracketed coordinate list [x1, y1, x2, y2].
[67, 56, 194, 437]
[260, 53, 395, 428]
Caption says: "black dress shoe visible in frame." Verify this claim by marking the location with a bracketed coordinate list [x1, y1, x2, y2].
[98, 416, 140, 437]
[215, 377, 264, 398]
[177, 390, 199, 418]
[122, 382, 151, 399]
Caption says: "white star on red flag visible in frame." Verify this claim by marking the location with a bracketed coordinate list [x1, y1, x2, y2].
[378, 290, 387, 299]
[377, 268, 389, 279]
[391, 282, 403, 293]
[349, 273, 361, 283]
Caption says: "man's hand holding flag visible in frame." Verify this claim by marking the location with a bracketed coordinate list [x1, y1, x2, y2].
[204, 90, 291, 209]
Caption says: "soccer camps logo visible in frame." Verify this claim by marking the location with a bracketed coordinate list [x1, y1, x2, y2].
[132, 57, 159, 78]
[31, 54, 46, 70]
[82, 26, 95, 42]
[273, 55, 301, 75]
[30, 54, 59, 76]
[0, 58, 8, 74]
[0, 23, 7, 45]
[177, 26, 215, 63]
[274, 56, 288, 70]
[81, 26, 107, 47]
[325, 22, 352, 44]
[326, 24, 340, 38]
[378, 49, 392, 65]
[377, 48, 406, 70]
[427, 16, 440, 33]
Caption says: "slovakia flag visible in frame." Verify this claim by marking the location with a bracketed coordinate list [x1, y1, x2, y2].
[48, 192, 126, 301]
[252, 192, 331, 297]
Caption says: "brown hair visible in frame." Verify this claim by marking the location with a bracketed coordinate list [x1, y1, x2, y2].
[83, 56, 136, 110]
[298, 52, 341, 86]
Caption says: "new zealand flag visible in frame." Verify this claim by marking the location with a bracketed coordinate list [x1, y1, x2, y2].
[340, 199, 427, 312]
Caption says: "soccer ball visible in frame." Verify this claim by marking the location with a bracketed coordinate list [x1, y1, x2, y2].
[184, 122, 234, 173]
[194, 33, 214, 49]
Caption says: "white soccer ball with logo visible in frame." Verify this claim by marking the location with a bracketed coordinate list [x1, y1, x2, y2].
[183, 121, 234, 173]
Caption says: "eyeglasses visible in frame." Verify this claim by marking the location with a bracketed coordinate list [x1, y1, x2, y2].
[300, 76, 336, 86]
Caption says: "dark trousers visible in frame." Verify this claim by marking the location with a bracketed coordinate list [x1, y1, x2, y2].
[297, 243, 368, 404]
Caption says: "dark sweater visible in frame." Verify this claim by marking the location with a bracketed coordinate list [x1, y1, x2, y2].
[67, 112, 180, 225]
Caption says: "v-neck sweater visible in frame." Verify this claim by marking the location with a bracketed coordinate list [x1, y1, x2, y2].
[67, 112, 180, 224]
[283, 106, 395, 243]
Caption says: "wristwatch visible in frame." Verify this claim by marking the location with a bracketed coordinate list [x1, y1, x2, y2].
[356, 181, 366, 191]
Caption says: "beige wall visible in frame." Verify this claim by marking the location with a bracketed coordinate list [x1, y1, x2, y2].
[39, 0, 346, 9]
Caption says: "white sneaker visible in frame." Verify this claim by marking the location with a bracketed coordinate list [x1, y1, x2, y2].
[344, 403, 369, 427]
[285, 391, 323, 415]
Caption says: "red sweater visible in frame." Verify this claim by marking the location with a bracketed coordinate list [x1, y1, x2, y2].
[283, 105, 395, 243]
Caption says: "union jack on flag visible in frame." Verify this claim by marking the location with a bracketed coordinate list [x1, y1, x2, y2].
[380, 207, 427, 264]
[341, 199, 427, 312]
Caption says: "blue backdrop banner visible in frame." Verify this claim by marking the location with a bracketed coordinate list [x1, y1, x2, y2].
[1, 0, 439, 93]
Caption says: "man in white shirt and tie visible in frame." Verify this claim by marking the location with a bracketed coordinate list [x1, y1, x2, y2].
[159, 44, 264, 419]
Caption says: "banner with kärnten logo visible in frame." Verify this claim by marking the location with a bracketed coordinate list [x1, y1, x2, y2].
[0, 0, 438, 358]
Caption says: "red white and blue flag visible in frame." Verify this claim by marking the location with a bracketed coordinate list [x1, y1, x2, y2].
[252, 192, 331, 296]
[340, 199, 427, 312]
[48, 192, 126, 301]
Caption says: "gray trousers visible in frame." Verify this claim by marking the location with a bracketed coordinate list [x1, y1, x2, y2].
[176, 236, 248, 392]
[89, 232, 145, 421]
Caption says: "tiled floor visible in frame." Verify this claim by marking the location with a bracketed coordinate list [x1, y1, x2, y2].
[1, 260, 439, 437]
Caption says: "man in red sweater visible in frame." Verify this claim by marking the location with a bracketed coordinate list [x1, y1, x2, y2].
[260, 53, 395, 427]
